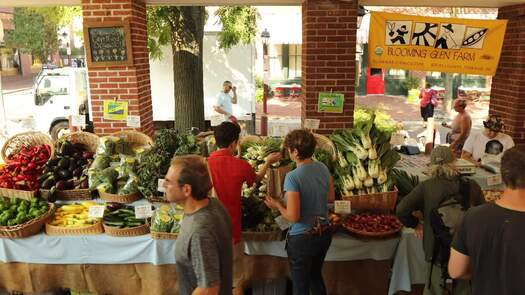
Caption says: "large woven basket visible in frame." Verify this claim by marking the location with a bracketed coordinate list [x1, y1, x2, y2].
[151, 230, 178, 240]
[343, 224, 402, 240]
[111, 130, 153, 148]
[103, 223, 150, 237]
[59, 132, 99, 153]
[342, 188, 398, 210]
[1, 131, 54, 163]
[147, 195, 168, 203]
[40, 189, 92, 201]
[240, 135, 264, 146]
[99, 191, 141, 204]
[242, 230, 283, 242]
[0, 188, 37, 201]
[0, 203, 55, 238]
[313, 133, 337, 161]
[45, 220, 103, 236]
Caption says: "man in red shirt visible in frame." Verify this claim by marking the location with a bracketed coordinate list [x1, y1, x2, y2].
[419, 83, 438, 127]
[208, 122, 281, 292]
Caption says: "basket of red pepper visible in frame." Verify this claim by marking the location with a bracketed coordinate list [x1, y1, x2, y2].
[0, 132, 53, 200]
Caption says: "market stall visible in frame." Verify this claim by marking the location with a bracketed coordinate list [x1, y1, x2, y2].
[0, 108, 500, 295]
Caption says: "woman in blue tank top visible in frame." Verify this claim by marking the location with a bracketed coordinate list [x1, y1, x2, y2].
[265, 129, 335, 295]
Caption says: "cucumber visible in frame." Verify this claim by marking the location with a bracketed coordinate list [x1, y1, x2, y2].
[105, 221, 125, 227]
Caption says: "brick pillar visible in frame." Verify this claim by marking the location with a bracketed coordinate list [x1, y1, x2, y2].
[82, 0, 154, 137]
[302, 0, 357, 134]
[491, 4, 525, 146]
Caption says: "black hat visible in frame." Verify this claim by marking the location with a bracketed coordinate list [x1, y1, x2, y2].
[483, 115, 504, 132]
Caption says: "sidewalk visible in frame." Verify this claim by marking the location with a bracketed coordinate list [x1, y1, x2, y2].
[1, 74, 36, 94]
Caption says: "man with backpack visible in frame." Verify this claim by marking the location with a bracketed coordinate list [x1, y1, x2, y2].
[449, 147, 525, 295]
[396, 146, 484, 295]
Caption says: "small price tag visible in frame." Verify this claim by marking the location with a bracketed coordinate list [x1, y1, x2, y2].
[88, 205, 105, 218]
[304, 119, 320, 130]
[487, 174, 502, 186]
[390, 133, 405, 146]
[135, 205, 153, 219]
[334, 200, 351, 215]
[72, 115, 86, 127]
[275, 215, 292, 230]
[126, 115, 141, 128]
[158, 179, 166, 193]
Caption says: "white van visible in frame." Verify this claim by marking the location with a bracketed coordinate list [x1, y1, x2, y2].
[32, 67, 90, 139]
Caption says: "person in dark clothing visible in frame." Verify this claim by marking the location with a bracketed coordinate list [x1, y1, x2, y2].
[396, 146, 484, 295]
[449, 147, 525, 295]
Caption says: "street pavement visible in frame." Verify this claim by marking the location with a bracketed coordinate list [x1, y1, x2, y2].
[256, 94, 489, 143]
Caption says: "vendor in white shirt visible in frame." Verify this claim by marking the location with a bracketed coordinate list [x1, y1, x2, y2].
[213, 80, 238, 124]
[461, 115, 515, 166]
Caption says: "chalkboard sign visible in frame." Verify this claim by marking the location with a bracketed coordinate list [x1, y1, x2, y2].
[83, 20, 134, 67]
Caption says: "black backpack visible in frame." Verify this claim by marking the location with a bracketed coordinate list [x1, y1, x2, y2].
[428, 177, 472, 294]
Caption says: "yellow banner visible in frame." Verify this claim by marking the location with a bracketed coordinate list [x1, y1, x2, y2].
[368, 12, 507, 76]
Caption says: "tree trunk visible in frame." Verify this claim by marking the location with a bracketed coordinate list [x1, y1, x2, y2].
[172, 6, 206, 131]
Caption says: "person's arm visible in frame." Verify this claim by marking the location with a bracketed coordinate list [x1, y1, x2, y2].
[265, 191, 300, 223]
[231, 86, 237, 104]
[254, 152, 282, 183]
[395, 183, 425, 228]
[461, 134, 480, 166]
[190, 232, 222, 295]
[449, 211, 472, 279]
[213, 105, 230, 116]
[448, 248, 472, 280]
[450, 115, 470, 150]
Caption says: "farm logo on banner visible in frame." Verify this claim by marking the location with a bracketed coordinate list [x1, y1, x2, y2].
[369, 12, 507, 76]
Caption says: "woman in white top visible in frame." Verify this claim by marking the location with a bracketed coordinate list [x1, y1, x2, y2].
[462, 115, 515, 166]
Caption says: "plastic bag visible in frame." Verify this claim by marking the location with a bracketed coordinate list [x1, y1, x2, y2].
[117, 175, 139, 195]
[91, 155, 111, 170]
[96, 136, 119, 156]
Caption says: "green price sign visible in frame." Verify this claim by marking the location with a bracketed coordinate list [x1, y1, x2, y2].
[318, 92, 344, 113]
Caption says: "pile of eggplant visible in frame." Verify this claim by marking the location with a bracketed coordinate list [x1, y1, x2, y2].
[39, 140, 94, 192]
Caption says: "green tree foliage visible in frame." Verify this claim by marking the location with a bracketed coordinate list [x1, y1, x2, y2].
[147, 6, 258, 131]
[5, 7, 80, 63]
[215, 6, 259, 50]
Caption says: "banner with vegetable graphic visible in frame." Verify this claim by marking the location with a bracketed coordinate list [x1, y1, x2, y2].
[369, 12, 507, 75]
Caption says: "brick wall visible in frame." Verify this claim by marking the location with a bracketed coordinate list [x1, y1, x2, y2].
[491, 4, 525, 146]
[302, 0, 357, 134]
[82, 0, 154, 137]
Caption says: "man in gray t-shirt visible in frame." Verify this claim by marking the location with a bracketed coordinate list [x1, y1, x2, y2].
[163, 155, 233, 295]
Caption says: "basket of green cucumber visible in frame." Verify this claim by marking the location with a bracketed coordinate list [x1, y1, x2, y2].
[102, 203, 150, 237]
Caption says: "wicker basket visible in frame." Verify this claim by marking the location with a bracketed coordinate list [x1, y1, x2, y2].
[103, 222, 150, 237]
[99, 191, 141, 204]
[146, 195, 169, 203]
[343, 224, 402, 240]
[151, 230, 178, 240]
[59, 132, 99, 153]
[111, 130, 153, 148]
[40, 189, 92, 201]
[242, 230, 283, 242]
[0, 188, 37, 200]
[313, 133, 337, 161]
[1, 131, 54, 163]
[45, 220, 104, 236]
[0, 203, 55, 239]
[240, 135, 264, 146]
[342, 188, 398, 210]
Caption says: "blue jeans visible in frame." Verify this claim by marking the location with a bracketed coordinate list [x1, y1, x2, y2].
[286, 231, 332, 295]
